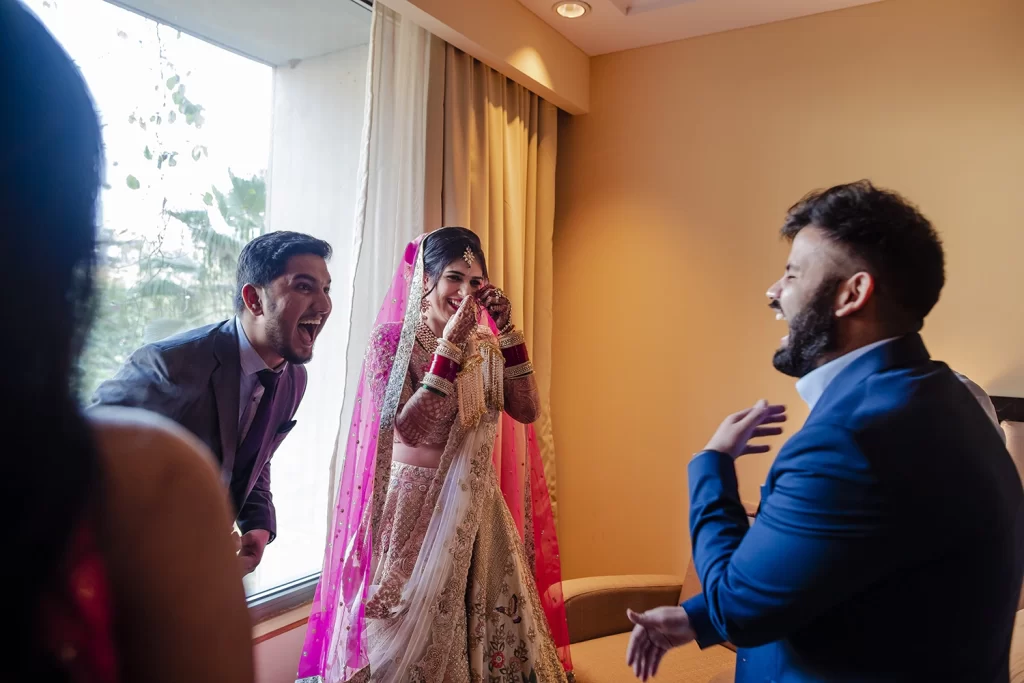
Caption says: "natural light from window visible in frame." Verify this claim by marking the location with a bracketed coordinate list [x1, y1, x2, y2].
[27, 0, 350, 598]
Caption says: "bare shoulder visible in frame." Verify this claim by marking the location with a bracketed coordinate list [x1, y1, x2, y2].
[90, 406, 218, 473]
[89, 408, 251, 683]
[88, 406, 225, 518]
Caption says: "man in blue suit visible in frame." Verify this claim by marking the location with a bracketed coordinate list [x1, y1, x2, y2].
[627, 181, 1023, 682]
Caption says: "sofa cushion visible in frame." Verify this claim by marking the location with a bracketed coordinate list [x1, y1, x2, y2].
[563, 575, 685, 644]
[571, 631, 735, 683]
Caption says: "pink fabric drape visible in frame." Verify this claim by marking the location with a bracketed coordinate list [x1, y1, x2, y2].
[299, 237, 423, 679]
[298, 233, 570, 680]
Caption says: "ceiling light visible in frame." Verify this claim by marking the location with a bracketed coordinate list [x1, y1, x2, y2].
[553, 1, 590, 18]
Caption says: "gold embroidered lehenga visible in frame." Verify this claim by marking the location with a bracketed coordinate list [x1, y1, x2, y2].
[298, 233, 572, 683]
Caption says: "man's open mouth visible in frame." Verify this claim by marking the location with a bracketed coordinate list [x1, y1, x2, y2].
[298, 317, 323, 346]
[773, 307, 788, 345]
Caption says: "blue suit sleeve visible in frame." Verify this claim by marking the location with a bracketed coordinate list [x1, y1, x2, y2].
[684, 426, 890, 648]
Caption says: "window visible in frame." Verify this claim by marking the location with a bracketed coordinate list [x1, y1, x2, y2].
[30, 0, 370, 605]
[23, 0, 273, 393]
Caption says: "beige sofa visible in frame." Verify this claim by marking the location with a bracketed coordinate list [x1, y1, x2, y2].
[563, 569, 735, 683]
[565, 419, 1024, 683]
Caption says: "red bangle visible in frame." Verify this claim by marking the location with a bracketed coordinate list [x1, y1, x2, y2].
[501, 343, 529, 368]
[428, 354, 460, 383]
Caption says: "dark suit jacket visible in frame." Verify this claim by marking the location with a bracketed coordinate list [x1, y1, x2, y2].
[684, 335, 1023, 682]
[90, 319, 306, 538]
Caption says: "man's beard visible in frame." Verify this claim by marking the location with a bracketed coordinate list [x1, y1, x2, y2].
[265, 309, 313, 366]
[772, 279, 841, 378]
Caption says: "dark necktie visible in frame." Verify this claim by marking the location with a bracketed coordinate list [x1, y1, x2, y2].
[231, 369, 282, 508]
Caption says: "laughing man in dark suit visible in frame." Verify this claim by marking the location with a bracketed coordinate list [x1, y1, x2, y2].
[92, 231, 333, 574]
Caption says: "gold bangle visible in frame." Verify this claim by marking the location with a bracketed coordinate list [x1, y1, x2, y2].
[504, 361, 534, 380]
[421, 373, 455, 396]
[499, 329, 526, 349]
[435, 338, 463, 364]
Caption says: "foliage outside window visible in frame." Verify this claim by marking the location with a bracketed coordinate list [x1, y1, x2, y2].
[24, 0, 274, 400]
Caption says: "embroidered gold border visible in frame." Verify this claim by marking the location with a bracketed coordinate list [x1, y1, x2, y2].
[370, 240, 426, 552]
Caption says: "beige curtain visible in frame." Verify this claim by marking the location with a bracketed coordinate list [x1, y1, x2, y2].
[328, 3, 445, 510]
[440, 45, 560, 515]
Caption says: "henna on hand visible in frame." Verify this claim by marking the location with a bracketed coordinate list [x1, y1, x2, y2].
[504, 373, 540, 424]
[443, 297, 479, 345]
[395, 387, 458, 445]
[477, 285, 511, 330]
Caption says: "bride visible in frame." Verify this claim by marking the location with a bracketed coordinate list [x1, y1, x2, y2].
[298, 227, 573, 682]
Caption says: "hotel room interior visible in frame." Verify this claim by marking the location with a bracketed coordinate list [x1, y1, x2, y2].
[33, 0, 1022, 679]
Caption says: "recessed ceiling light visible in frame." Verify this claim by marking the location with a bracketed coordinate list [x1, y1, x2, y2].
[553, 1, 590, 19]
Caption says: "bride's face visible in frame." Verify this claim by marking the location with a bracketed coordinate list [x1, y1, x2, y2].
[424, 258, 485, 328]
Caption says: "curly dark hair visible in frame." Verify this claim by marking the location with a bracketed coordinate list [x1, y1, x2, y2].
[781, 180, 945, 332]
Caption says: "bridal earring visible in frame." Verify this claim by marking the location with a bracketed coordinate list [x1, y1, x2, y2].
[420, 296, 430, 321]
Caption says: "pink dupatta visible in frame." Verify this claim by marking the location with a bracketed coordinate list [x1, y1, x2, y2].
[298, 234, 570, 681]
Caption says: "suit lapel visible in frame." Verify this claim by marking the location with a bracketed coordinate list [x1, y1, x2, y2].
[809, 333, 931, 424]
[212, 320, 241, 487]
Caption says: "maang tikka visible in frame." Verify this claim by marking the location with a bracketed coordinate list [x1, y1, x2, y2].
[462, 247, 475, 268]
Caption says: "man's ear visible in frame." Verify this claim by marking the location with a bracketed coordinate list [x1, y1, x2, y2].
[240, 283, 263, 316]
[834, 272, 874, 318]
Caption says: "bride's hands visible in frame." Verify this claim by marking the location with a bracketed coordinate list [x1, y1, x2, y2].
[477, 285, 512, 331]
[443, 296, 479, 345]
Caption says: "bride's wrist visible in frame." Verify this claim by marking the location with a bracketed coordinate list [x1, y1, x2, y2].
[499, 328, 533, 379]
[421, 339, 462, 397]
[434, 338, 464, 364]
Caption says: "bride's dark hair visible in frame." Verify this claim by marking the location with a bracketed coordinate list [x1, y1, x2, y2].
[1, 1, 103, 678]
[422, 227, 489, 297]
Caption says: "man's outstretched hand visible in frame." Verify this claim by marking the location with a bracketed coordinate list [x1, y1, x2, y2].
[625, 606, 696, 681]
[704, 399, 787, 459]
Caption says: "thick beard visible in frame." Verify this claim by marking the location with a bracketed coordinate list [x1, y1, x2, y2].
[772, 279, 841, 378]
[264, 306, 313, 366]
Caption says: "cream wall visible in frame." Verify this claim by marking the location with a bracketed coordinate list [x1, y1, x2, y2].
[552, 0, 1024, 580]
[254, 614, 308, 683]
[381, 0, 589, 113]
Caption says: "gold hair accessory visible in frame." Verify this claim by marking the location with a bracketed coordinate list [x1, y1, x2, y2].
[462, 247, 476, 267]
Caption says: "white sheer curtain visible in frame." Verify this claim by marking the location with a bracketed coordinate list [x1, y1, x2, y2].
[329, 3, 444, 502]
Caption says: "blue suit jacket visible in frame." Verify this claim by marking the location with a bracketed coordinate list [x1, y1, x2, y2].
[683, 335, 1023, 682]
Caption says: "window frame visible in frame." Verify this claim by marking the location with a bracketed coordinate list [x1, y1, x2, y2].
[36, 0, 366, 617]
[247, 571, 319, 623]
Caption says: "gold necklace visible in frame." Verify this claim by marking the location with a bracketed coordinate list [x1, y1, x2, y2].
[415, 319, 438, 354]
